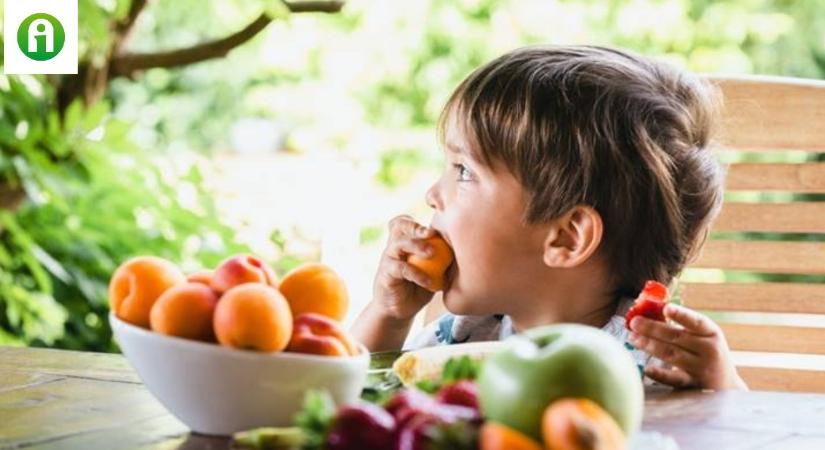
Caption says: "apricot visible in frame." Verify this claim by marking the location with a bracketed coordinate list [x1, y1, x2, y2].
[187, 270, 214, 286]
[213, 284, 292, 352]
[278, 263, 349, 321]
[407, 235, 454, 291]
[542, 398, 625, 450]
[211, 254, 278, 294]
[287, 313, 359, 356]
[480, 422, 544, 450]
[150, 283, 219, 341]
[109, 256, 186, 328]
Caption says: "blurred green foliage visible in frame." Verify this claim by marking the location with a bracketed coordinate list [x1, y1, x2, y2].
[0, 1, 253, 350]
[108, 0, 825, 162]
[1, 0, 824, 351]
[0, 75, 248, 350]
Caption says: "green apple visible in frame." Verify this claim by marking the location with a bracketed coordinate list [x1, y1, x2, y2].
[477, 324, 644, 440]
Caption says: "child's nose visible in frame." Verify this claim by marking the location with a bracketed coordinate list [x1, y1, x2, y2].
[425, 181, 443, 211]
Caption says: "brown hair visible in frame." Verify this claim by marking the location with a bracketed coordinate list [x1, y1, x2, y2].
[438, 45, 724, 298]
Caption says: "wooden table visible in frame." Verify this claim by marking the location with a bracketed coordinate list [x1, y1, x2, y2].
[2, 346, 824, 450]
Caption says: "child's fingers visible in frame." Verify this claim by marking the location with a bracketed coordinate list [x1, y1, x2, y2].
[387, 237, 433, 259]
[644, 365, 695, 389]
[388, 215, 435, 240]
[629, 332, 701, 369]
[383, 258, 432, 289]
[664, 304, 718, 337]
[630, 316, 700, 355]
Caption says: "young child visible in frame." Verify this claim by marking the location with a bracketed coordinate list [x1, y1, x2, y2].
[351, 45, 747, 391]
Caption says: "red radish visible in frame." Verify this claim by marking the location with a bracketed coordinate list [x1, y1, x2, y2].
[436, 380, 479, 411]
[326, 402, 396, 450]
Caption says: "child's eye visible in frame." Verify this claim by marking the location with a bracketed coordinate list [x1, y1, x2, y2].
[452, 163, 474, 182]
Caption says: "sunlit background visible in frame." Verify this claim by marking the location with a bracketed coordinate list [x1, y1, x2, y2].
[1, 0, 824, 373]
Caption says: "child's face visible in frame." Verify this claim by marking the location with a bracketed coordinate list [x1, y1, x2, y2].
[426, 123, 552, 316]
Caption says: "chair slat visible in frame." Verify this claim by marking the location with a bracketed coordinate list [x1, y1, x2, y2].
[726, 163, 825, 193]
[711, 76, 825, 152]
[714, 202, 825, 233]
[721, 323, 825, 354]
[705, 76, 825, 392]
[681, 282, 825, 314]
[737, 366, 825, 393]
[692, 240, 825, 274]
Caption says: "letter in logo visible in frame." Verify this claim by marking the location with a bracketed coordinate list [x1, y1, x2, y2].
[17, 13, 65, 61]
[30, 19, 54, 53]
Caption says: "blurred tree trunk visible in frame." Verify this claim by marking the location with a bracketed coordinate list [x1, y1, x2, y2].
[0, 185, 25, 211]
[55, 0, 344, 113]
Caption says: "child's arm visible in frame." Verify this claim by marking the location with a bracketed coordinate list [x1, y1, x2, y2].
[628, 304, 748, 390]
[350, 215, 438, 352]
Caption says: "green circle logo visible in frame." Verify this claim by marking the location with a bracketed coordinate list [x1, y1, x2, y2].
[17, 13, 65, 61]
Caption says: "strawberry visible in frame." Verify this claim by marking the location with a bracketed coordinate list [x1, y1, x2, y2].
[625, 280, 669, 330]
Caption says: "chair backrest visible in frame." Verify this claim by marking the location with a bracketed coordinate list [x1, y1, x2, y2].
[421, 74, 825, 392]
[681, 75, 825, 392]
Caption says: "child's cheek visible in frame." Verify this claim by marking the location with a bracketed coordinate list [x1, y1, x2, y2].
[448, 208, 495, 283]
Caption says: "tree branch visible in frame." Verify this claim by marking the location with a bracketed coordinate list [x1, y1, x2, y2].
[112, 0, 150, 53]
[283, 1, 345, 13]
[111, 13, 272, 77]
[116, 0, 149, 36]
[110, 1, 344, 78]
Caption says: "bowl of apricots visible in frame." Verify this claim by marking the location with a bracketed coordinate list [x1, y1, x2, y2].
[108, 254, 369, 436]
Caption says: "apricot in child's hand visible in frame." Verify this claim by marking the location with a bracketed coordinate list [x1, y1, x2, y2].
[406, 236, 454, 292]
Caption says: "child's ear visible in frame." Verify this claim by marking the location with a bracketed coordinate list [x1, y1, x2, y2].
[542, 205, 604, 268]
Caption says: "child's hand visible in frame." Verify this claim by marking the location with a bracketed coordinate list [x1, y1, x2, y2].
[372, 215, 439, 321]
[628, 304, 748, 391]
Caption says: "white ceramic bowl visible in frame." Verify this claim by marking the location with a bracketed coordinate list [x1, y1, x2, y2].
[110, 314, 370, 435]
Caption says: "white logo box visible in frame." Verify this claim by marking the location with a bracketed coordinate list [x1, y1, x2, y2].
[4, 0, 79, 74]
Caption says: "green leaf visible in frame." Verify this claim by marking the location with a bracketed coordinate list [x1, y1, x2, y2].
[63, 100, 85, 133]
[233, 427, 306, 450]
[426, 420, 480, 450]
[81, 101, 110, 133]
[442, 356, 481, 383]
[1, 213, 52, 293]
[293, 390, 335, 450]
[0, 121, 16, 145]
[113, 0, 132, 21]
[414, 379, 442, 394]
[0, 328, 25, 347]
[31, 245, 72, 284]
[413, 356, 481, 394]
[0, 240, 14, 266]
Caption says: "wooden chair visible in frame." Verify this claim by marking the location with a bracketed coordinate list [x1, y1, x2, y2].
[683, 74, 825, 392]
[423, 75, 825, 393]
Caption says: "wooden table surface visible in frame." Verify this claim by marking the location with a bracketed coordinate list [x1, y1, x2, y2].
[2, 346, 824, 450]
